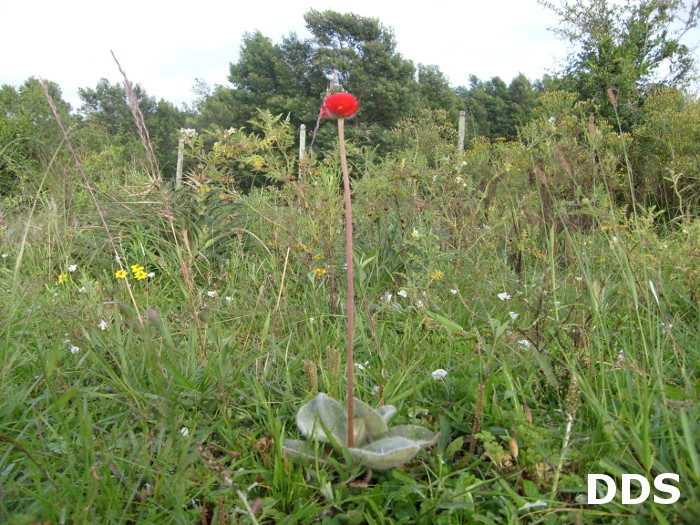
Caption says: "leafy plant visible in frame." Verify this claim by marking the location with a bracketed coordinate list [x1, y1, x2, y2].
[282, 92, 440, 474]
[283, 393, 439, 470]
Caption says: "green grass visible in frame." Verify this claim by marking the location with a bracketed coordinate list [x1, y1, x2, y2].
[1, 146, 699, 524]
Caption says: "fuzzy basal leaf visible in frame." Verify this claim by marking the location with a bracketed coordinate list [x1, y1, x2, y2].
[296, 393, 348, 446]
[282, 439, 330, 465]
[375, 405, 397, 424]
[353, 397, 389, 441]
[348, 436, 421, 470]
[383, 425, 440, 447]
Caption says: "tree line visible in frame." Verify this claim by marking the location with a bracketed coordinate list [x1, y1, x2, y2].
[1, 1, 698, 195]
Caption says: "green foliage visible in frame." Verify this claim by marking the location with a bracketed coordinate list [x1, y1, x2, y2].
[78, 78, 190, 179]
[0, 78, 72, 195]
[3, 7, 700, 522]
[181, 110, 296, 191]
[284, 393, 439, 470]
[386, 109, 458, 165]
[632, 87, 700, 217]
[457, 74, 539, 141]
[541, 0, 699, 130]
[1, 117, 700, 520]
[199, 10, 426, 151]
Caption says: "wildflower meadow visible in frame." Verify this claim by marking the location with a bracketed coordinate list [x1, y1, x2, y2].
[2, 6, 700, 524]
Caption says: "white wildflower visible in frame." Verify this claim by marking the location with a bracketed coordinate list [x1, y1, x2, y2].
[398, 289, 408, 298]
[450, 289, 458, 295]
[68, 264, 77, 272]
[649, 280, 659, 304]
[206, 290, 218, 298]
[354, 361, 369, 371]
[381, 291, 393, 303]
[498, 292, 511, 301]
[98, 320, 108, 331]
[225, 296, 233, 302]
[180, 427, 189, 437]
[416, 300, 424, 308]
[517, 339, 531, 348]
[431, 369, 448, 380]
[509, 311, 519, 320]
[70, 345, 79, 355]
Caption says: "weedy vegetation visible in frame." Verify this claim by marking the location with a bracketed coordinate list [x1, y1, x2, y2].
[1, 55, 700, 525]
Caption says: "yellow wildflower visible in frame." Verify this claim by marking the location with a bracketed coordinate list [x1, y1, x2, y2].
[430, 270, 445, 281]
[115, 269, 128, 279]
[312, 268, 327, 276]
[57, 273, 68, 284]
[134, 270, 148, 281]
[131, 264, 145, 273]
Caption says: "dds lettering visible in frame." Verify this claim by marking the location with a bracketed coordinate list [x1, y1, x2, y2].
[587, 474, 680, 504]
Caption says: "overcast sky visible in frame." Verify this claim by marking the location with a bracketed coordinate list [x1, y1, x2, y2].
[1, 0, 697, 110]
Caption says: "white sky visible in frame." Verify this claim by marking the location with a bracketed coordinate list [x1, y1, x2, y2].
[1, 0, 697, 110]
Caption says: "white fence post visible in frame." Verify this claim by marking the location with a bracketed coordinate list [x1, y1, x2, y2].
[175, 137, 184, 188]
[458, 110, 466, 155]
[298, 124, 306, 178]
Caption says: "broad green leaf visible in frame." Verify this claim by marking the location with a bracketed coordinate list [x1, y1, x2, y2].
[425, 310, 464, 333]
[282, 439, 330, 464]
[383, 425, 440, 447]
[376, 405, 397, 424]
[349, 436, 421, 470]
[353, 397, 388, 441]
[296, 393, 348, 446]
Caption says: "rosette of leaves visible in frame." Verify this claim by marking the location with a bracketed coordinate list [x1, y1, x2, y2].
[283, 393, 439, 470]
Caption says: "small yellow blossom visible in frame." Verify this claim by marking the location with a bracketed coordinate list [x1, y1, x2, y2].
[130, 264, 144, 273]
[312, 268, 327, 276]
[430, 270, 445, 281]
[57, 273, 68, 284]
[134, 270, 148, 281]
[115, 269, 128, 279]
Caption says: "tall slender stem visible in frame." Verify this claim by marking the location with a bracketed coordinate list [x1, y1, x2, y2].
[338, 117, 355, 447]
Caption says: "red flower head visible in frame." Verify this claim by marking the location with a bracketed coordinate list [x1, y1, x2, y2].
[321, 92, 359, 119]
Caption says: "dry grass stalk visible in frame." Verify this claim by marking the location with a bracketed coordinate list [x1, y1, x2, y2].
[39, 78, 144, 327]
[109, 52, 207, 360]
[111, 51, 160, 183]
